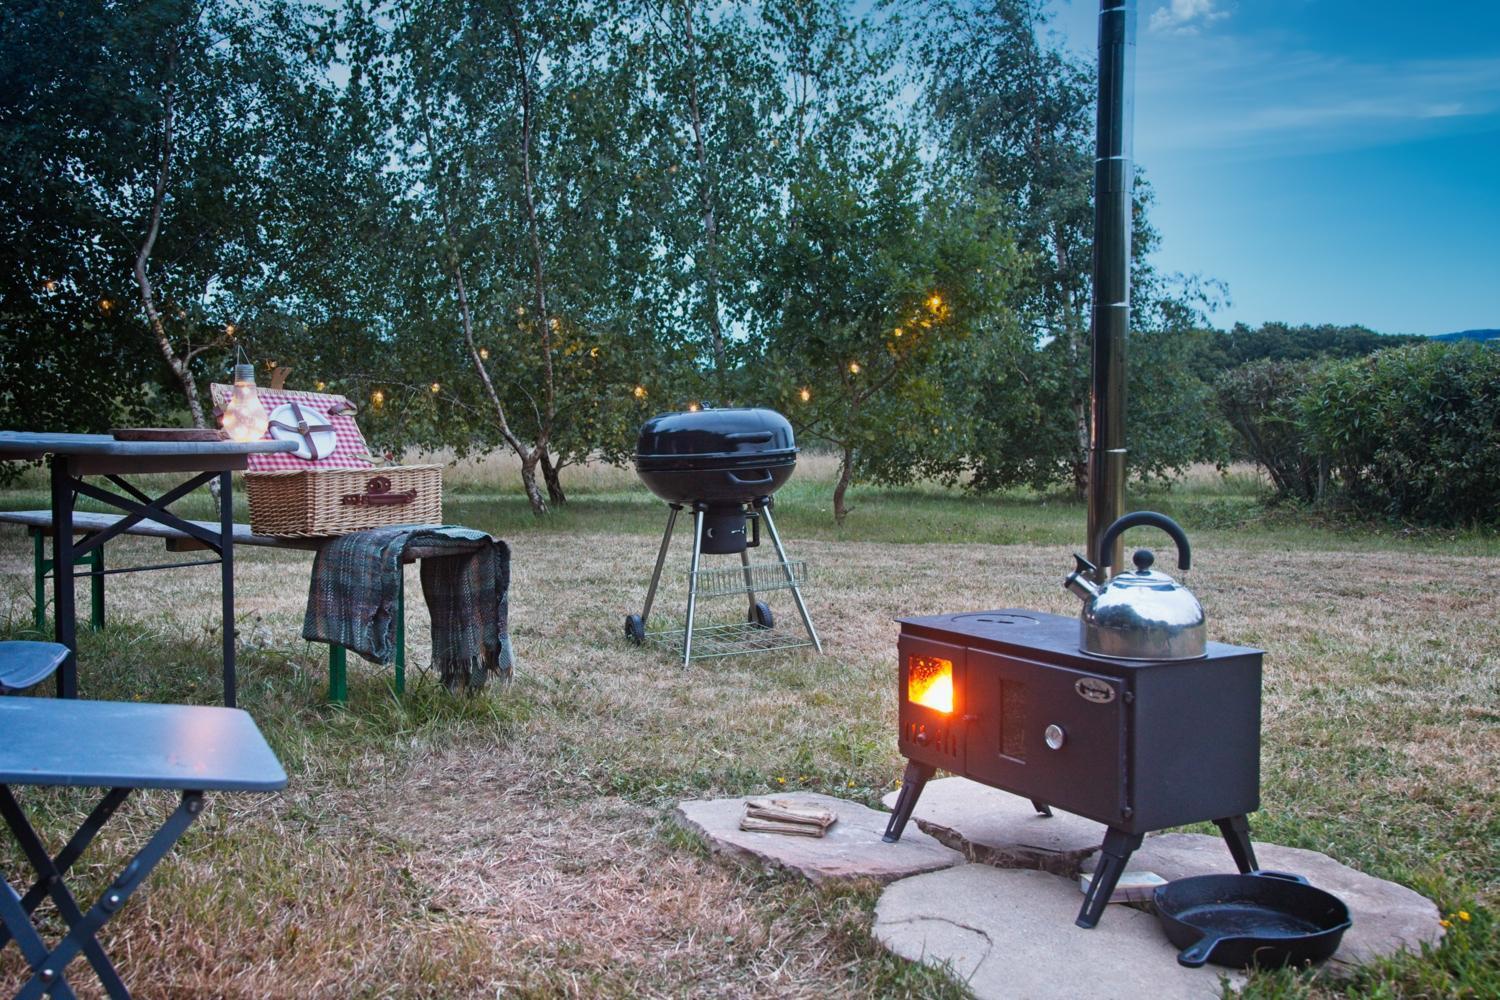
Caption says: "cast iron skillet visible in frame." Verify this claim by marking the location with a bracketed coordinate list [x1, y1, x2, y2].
[1154, 870, 1352, 969]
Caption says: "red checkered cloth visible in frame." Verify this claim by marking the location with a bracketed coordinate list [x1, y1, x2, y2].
[210, 384, 374, 472]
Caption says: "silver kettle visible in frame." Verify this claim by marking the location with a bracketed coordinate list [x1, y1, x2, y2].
[1064, 511, 1206, 660]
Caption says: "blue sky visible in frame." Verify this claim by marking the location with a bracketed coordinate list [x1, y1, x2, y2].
[1044, 0, 1500, 335]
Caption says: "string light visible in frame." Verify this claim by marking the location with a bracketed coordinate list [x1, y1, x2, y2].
[479, 347, 490, 360]
[265, 359, 277, 371]
[430, 382, 441, 394]
[225, 323, 236, 336]
[799, 387, 811, 402]
[589, 347, 600, 357]
[548, 317, 560, 331]
[687, 401, 701, 412]
[371, 389, 385, 410]
[893, 327, 903, 337]
[848, 361, 861, 374]
[98, 298, 113, 314]
[927, 294, 943, 312]
[42, 279, 57, 293]
[516, 305, 526, 317]
[633, 385, 647, 399]
[315, 380, 326, 391]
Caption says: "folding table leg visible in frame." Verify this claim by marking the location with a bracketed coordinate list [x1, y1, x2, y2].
[31, 530, 47, 632]
[50, 458, 77, 698]
[394, 570, 406, 695]
[11, 790, 205, 1000]
[87, 543, 105, 631]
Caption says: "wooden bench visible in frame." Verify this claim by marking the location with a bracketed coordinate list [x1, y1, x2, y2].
[1, 510, 428, 703]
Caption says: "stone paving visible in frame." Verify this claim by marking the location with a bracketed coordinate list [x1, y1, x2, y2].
[678, 778, 1444, 995]
[674, 791, 963, 884]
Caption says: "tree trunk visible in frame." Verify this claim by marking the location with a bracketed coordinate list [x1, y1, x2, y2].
[133, 42, 206, 429]
[519, 452, 548, 515]
[540, 449, 567, 505]
[833, 443, 854, 524]
[677, 0, 728, 380]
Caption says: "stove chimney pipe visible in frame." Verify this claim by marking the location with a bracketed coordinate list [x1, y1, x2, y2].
[1086, 0, 1136, 578]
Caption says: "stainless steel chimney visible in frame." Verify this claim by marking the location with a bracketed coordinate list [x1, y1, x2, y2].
[1086, 0, 1136, 576]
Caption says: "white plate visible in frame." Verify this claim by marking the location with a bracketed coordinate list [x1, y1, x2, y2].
[267, 402, 338, 461]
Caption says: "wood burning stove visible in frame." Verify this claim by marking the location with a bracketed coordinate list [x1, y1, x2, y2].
[883, 609, 1263, 928]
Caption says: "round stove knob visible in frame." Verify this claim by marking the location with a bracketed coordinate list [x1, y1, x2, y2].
[1044, 724, 1066, 750]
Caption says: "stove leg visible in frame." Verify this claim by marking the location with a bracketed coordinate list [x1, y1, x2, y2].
[1076, 826, 1144, 928]
[640, 505, 681, 625]
[681, 506, 705, 667]
[1214, 815, 1259, 873]
[882, 761, 935, 843]
[1030, 799, 1054, 818]
[759, 502, 821, 652]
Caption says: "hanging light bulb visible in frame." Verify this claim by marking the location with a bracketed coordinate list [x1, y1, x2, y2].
[221, 363, 270, 442]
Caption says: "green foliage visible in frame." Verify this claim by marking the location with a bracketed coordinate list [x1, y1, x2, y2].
[1184, 321, 1427, 384]
[1216, 360, 1322, 502]
[1303, 341, 1500, 526]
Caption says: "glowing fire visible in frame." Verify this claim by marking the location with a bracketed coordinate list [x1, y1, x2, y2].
[908, 655, 954, 713]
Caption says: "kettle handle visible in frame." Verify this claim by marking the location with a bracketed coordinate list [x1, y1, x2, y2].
[1099, 511, 1191, 571]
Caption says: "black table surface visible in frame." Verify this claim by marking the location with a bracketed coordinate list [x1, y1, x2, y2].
[0, 699, 288, 792]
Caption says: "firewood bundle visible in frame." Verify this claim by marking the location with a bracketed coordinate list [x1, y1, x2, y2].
[739, 798, 838, 838]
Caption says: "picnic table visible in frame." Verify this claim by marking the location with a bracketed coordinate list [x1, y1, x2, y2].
[0, 432, 295, 706]
[0, 697, 287, 999]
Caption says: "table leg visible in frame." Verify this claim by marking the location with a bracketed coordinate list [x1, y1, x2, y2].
[6, 788, 205, 1000]
[50, 457, 77, 698]
[220, 470, 235, 708]
[0, 787, 130, 998]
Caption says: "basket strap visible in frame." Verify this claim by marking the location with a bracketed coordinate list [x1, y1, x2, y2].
[267, 401, 334, 460]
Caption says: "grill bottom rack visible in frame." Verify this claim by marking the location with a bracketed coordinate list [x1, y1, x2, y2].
[624, 498, 821, 666]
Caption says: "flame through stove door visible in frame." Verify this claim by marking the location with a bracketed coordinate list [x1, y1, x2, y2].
[908, 655, 954, 713]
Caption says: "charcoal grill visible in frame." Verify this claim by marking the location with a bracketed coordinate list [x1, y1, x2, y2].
[624, 407, 821, 665]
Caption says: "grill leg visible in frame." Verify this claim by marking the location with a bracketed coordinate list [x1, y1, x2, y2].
[1215, 815, 1259, 873]
[681, 507, 705, 667]
[758, 503, 821, 652]
[1030, 799, 1054, 818]
[882, 761, 935, 843]
[640, 505, 680, 625]
[1076, 826, 1144, 928]
[738, 547, 759, 618]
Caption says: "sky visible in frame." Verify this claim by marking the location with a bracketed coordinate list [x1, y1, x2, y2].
[1043, 0, 1500, 336]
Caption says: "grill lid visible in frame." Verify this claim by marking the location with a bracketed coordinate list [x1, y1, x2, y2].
[635, 407, 795, 463]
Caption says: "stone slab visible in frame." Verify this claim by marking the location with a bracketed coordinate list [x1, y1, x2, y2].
[675, 792, 964, 884]
[1080, 833, 1444, 973]
[874, 866, 1244, 1000]
[881, 777, 1107, 874]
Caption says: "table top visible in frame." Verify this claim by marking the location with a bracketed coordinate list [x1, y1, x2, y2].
[0, 699, 288, 792]
[0, 431, 296, 461]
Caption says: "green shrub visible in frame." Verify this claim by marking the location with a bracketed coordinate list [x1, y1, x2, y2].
[1216, 359, 1321, 502]
[1303, 341, 1500, 526]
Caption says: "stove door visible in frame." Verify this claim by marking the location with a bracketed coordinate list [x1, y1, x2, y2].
[965, 649, 1127, 826]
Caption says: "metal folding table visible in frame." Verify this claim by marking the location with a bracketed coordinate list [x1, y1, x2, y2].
[0, 698, 287, 999]
[0, 432, 295, 706]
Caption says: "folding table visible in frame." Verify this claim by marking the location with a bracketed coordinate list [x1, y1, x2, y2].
[0, 432, 296, 706]
[0, 698, 287, 999]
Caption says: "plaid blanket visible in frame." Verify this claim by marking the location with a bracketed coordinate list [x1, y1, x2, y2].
[302, 525, 513, 692]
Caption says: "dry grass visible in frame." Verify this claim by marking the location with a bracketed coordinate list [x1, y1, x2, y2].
[0, 494, 1496, 997]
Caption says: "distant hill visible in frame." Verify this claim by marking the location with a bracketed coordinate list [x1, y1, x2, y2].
[1431, 329, 1500, 343]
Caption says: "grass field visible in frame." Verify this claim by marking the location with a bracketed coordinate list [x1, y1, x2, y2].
[0, 455, 1495, 998]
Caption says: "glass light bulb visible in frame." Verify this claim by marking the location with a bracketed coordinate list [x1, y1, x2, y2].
[222, 365, 269, 442]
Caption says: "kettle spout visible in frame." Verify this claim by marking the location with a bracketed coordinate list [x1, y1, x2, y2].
[1064, 554, 1100, 602]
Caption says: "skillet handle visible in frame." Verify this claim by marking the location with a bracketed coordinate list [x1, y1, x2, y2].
[1177, 931, 1230, 968]
[1252, 870, 1310, 885]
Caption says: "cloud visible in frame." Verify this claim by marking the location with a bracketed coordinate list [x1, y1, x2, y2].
[1149, 0, 1229, 36]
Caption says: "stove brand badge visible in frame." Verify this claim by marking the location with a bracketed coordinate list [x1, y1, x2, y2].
[1074, 677, 1116, 704]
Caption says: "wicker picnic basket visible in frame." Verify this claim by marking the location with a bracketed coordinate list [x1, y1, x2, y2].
[243, 465, 443, 536]
[212, 381, 443, 536]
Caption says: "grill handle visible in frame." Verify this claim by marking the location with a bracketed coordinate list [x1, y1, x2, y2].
[727, 468, 774, 485]
[725, 431, 774, 444]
